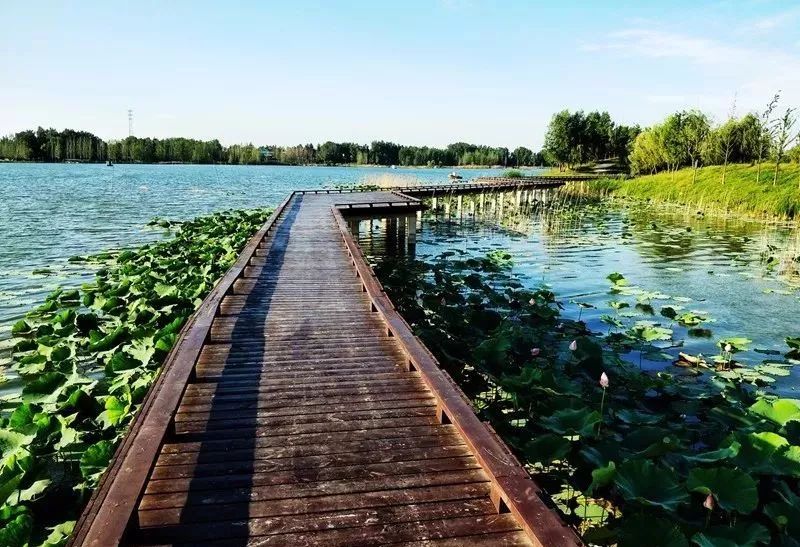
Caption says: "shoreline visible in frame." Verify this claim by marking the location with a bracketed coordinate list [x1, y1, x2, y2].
[562, 163, 800, 220]
[0, 159, 545, 170]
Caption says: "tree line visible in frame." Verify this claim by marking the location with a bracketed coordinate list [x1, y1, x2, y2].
[0, 128, 546, 167]
[0, 128, 108, 163]
[628, 94, 800, 185]
[540, 97, 800, 184]
[543, 110, 641, 169]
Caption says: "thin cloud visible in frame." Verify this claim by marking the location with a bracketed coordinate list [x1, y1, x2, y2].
[749, 5, 800, 31]
[584, 27, 800, 114]
[589, 29, 742, 65]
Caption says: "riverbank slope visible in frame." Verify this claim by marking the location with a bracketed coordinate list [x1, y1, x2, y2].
[565, 163, 800, 219]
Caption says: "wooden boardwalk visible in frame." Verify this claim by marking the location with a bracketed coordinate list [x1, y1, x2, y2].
[70, 187, 581, 547]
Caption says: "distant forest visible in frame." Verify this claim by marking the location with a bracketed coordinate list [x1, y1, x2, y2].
[0, 127, 547, 167]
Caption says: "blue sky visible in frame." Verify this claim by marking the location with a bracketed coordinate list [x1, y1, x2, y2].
[1, 0, 799, 149]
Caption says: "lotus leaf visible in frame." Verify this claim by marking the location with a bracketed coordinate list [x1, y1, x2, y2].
[524, 434, 571, 464]
[614, 460, 689, 511]
[587, 461, 616, 495]
[618, 514, 688, 547]
[749, 398, 800, 426]
[0, 507, 32, 547]
[692, 522, 770, 547]
[684, 441, 741, 463]
[541, 407, 601, 437]
[686, 467, 758, 513]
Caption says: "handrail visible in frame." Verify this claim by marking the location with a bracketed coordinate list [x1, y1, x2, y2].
[475, 175, 602, 183]
[330, 200, 583, 547]
[298, 178, 568, 196]
[334, 200, 423, 210]
[68, 193, 296, 547]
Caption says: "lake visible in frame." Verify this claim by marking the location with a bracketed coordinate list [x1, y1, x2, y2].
[356, 193, 800, 394]
[1, 163, 798, 393]
[0, 163, 507, 344]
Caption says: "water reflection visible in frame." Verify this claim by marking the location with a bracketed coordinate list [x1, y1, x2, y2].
[348, 213, 419, 259]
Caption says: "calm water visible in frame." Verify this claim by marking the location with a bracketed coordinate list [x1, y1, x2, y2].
[2, 164, 798, 392]
[0, 163, 508, 342]
[357, 194, 800, 394]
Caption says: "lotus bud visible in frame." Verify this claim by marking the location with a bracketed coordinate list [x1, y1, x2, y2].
[724, 343, 732, 353]
[703, 493, 714, 511]
[529, 298, 536, 306]
[530, 347, 541, 357]
[440, 297, 446, 306]
[600, 372, 609, 388]
[569, 340, 578, 351]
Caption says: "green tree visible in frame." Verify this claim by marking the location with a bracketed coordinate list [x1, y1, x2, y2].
[771, 107, 799, 187]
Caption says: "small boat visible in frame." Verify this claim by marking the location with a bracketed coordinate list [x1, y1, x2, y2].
[448, 171, 463, 180]
[106, 160, 114, 167]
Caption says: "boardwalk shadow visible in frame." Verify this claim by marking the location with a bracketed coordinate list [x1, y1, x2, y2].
[177, 195, 304, 544]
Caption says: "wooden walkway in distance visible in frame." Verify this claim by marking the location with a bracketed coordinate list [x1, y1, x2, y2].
[69, 186, 582, 547]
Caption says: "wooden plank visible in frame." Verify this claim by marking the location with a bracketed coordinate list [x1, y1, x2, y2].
[144, 456, 481, 495]
[161, 513, 521, 547]
[176, 391, 435, 415]
[174, 398, 437, 424]
[178, 382, 428, 406]
[160, 424, 459, 453]
[136, 498, 499, 544]
[137, 483, 495, 528]
[138, 468, 490, 510]
[154, 434, 467, 467]
[174, 414, 439, 436]
[195, 369, 412, 385]
[391, 531, 532, 546]
[149, 445, 474, 480]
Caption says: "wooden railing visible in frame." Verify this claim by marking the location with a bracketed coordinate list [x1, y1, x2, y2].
[331, 199, 582, 547]
[68, 195, 295, 547]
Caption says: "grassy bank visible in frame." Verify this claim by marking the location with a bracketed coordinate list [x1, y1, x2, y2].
[0, 208, 272, 546]
[565, 163, 800, 219]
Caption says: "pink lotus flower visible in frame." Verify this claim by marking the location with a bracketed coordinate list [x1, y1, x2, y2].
[529, 298, 536, 306]
[569, 340, 578, 351]
[530, 347, 541, 357]
[703, 493, 715, 511]
[600, 372, 609, 388]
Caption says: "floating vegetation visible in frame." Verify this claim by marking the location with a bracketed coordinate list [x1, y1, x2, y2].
[0, 208, 272, 545]
[374, 249, 800, 546]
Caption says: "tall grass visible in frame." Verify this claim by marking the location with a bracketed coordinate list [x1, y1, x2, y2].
[565, 163, 800, 219]
[357, 173, 426, 188]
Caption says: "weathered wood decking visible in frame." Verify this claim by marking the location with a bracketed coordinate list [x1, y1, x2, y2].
[70, 184, 581, 547]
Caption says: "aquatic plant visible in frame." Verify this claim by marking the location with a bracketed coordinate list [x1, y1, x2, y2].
[502, 169, 524, 178]
[0, 208, 272, 545]
[374, 249, 800, 546]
